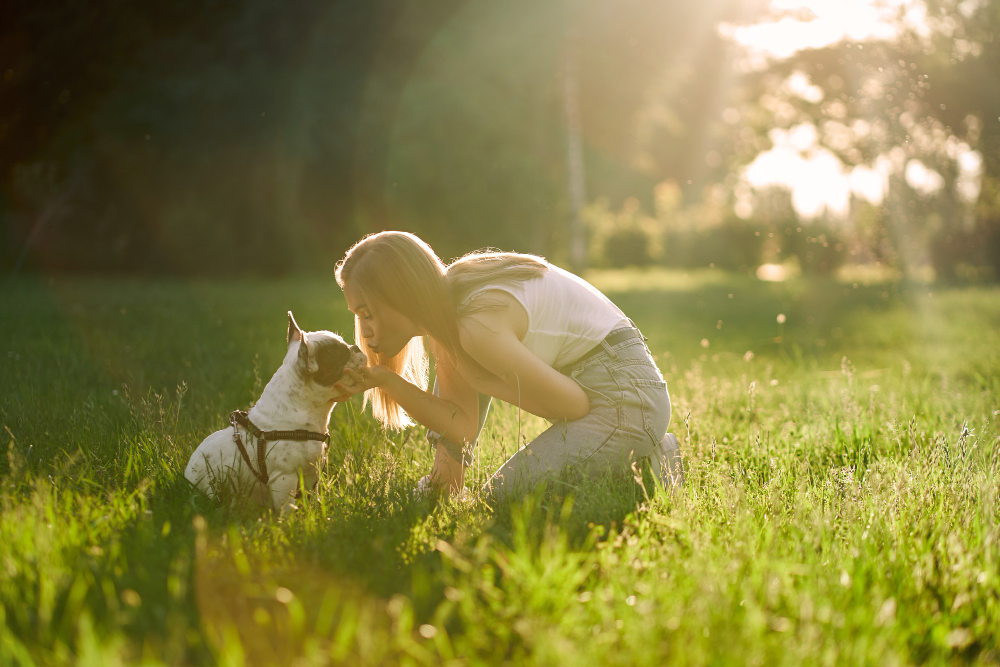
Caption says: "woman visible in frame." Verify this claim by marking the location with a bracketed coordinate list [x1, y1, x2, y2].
[332, 231, 682, 499]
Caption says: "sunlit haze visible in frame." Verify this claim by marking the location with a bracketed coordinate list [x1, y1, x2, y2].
[725, 0, 911, 61]
[725, 0, 958, 221]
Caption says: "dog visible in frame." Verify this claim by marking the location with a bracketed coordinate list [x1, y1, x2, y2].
[184, 311, 366, 514]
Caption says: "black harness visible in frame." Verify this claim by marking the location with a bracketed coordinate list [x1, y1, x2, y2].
[229, 410, 330, 485]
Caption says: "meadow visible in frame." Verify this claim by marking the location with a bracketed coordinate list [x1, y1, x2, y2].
[0, 269, 998, 665]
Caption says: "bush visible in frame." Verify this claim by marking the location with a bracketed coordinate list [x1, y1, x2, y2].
[783, 224, 848, 276]
[664, 217, 763, 271]
[603, 226, 655, 267]
[584, 198, 662, 268]
[930, 217, 1000, 282]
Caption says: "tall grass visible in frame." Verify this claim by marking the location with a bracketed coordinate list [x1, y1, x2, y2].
[0, 270, 997, 664]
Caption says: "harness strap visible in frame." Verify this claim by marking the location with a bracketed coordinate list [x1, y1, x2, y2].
[228, 410, 329, 486]
[231, 410, 330, 444]
[230, 422, 268, 484]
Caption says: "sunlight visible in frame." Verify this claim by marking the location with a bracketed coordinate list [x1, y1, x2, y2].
[743, 125, 854, 219]
[743, 132, 892, 219]
[905, 159, 945, 196]
[724, 0, 907, 60]
[756, 263, 789, 281]
[725, 0, 944, 221]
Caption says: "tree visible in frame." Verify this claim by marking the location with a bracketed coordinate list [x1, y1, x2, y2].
[730, 0, 1000, 278]
[1, 0, 768, 274]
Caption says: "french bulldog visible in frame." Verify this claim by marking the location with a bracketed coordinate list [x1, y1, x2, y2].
[184, 311, 366, 514]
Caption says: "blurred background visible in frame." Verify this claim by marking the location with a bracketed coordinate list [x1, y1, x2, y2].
[1, 0, 997, 280]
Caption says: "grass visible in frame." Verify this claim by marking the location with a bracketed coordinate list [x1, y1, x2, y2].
[0, 268, 997, 665]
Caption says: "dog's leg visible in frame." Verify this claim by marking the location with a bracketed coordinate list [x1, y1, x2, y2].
[269, 473, 300, 516]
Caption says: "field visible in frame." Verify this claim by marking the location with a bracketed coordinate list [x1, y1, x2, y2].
[1, 269, 998, 665]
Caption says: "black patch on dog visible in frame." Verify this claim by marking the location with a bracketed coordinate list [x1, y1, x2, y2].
[311, 338, 352, 386]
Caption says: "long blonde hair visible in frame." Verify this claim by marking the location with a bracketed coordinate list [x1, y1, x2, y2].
[335, 231, 548, 429]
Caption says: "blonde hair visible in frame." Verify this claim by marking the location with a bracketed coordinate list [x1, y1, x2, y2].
[335, 231, 548, 430]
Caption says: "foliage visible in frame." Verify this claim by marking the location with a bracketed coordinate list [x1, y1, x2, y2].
[733, 0, 1000, 279]
[0, 0, 760, 275]
[930, 215, 1000, 282]
[584, 198, 662, 268]
[587, 183, 764, 271]
[1, 271, 998, 663]
[664, 216, 764, 272]
[781, 224, 849, 276]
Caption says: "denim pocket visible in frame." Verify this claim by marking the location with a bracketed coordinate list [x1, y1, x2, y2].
[570, 362, 623, 414]
[631, 378, 669, 445]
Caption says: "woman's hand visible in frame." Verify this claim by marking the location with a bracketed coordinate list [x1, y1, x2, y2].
[332, 365, 393, 402]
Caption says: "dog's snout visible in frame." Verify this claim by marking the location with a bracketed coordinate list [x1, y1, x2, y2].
[349, 345, 367, 366]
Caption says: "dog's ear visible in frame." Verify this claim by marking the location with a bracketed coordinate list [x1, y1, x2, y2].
[289, 311, 319, 375]
[287, 311, 304, 347]
[297, 334, 320, 375]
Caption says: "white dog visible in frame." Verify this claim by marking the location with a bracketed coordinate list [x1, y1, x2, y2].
[185, 311, 366, 513]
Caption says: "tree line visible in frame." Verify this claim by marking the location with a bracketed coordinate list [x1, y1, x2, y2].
[1, 0, 995, 279]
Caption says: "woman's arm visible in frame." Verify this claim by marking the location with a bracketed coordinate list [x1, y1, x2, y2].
[336, 346, 477, 494]
[457, 312, 590, 421]
[339, 357, 481, 447]
[385, 351, 477, 492]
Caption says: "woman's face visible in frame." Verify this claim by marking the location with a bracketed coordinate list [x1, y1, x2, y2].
[343, 279, 422, 359]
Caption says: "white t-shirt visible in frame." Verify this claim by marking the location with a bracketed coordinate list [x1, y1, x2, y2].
[461, 263, 631, 368]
